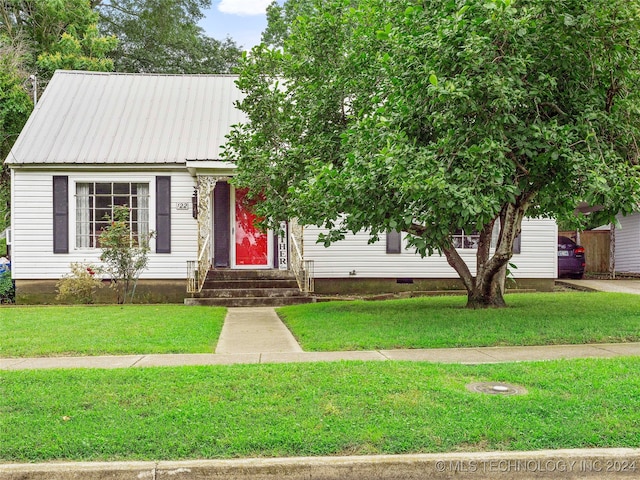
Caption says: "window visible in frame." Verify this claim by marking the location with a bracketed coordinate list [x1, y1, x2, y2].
[75, 182, 149, 248]
[452, 226, 521, 253]
[452, 230, 480, 249]
[386, 230, 402, 254]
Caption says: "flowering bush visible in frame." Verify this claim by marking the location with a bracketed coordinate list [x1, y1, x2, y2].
[56, 263, 103, 304]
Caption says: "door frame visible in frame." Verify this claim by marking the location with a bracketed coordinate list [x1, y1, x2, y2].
[230, 186, 273, 269]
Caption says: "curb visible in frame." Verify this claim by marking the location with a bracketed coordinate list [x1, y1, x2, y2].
[2, 449, 639, 479]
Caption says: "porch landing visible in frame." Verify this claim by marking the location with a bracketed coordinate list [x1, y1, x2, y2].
[184, 269, 314, 307]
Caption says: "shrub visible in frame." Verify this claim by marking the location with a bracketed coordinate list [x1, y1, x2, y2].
[99, 206, 153, 304]
[0, 270, 14, 303]
[56, 263, 103, 304]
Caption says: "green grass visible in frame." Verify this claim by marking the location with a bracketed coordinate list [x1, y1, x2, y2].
[0, 305, 226, 357]
[2, 358, 640, 461]
[278, 292, 640, 351]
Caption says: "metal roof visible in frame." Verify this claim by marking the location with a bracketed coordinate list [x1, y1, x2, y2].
[5, 71, 246, 166]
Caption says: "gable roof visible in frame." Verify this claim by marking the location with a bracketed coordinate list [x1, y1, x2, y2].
[5, 71, 246, 166]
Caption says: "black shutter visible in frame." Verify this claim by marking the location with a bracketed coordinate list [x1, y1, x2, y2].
[53, 176, 69, 253]
[156, 176, 171, 253]
[213, 181, 230, 267]
[513, 234, 522, 254]
[386, 230, 402, 254]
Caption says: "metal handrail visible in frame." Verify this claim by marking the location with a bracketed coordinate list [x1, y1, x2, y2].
[186, 260, 197, 293]
[187, 233, 210, 293]
[289, 226, 314, 293]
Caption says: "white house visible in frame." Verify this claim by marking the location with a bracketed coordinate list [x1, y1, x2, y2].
[5, 71, 558, 304]
[614, 213, 640, 274]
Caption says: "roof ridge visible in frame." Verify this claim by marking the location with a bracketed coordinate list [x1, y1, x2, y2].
[54, 70, 239, 78]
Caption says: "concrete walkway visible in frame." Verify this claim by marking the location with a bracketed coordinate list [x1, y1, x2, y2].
[3, 343, 640, 371]
[215, 307, 303, 354]
[558, 278, 640, 294]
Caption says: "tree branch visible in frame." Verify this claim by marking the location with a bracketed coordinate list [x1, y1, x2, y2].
[475, 218, 495, 283]
[442, 240, 475, 294]
[539, 102, 567, 116]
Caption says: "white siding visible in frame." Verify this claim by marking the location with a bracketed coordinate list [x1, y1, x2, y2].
[11, 170, 198, 280]
[303, 218, 558, 279]
[614, 213, 640, 273]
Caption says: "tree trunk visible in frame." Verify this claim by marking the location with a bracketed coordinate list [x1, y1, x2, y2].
[439, 201, 530, 309]
[466, 290, 506, 308]
[466, 263, 508, 308]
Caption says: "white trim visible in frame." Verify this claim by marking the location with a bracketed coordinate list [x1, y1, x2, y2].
[9, 169, 15, 246]
[186, 160, 237, 177]
[69, 176, 157, 252]
[209, 188, 215, 265]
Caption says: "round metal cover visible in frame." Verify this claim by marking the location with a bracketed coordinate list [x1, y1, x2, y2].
[466, 382, 527, 396]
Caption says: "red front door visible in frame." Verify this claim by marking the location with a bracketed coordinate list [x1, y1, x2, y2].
[234, 188, 269, 267]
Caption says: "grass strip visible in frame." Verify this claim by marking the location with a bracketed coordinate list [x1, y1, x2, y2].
[278, 292, 640, 351]
[2, 358, 640, 461]
[1, 305, 225, 357]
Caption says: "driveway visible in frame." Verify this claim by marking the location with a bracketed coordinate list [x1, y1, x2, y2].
[557, 278, 640, 294]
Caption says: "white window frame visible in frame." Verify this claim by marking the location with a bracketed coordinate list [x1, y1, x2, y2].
[453, 224, 521, 254]
[73, 179, 152, 250]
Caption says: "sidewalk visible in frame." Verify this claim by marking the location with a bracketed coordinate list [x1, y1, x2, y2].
[2, 304, 640, 370]
[3, 343, 640, 370]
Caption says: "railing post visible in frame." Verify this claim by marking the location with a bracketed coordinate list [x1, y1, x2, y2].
[289, 219, 313, 294]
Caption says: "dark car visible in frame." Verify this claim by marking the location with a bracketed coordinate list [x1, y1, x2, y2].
[557, 236, 585, 279]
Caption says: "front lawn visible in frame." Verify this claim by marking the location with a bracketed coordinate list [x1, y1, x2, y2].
[278, 292, 640, 351]
[1, 305, 226, 357]
[2, 358, 639, 461]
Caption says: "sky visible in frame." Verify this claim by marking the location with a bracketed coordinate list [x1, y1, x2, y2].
[199, 0, 280, 51]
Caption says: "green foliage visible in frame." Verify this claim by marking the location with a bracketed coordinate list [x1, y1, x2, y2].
[1, 0, 116, 229]
[0, 270, 15, 303]
[36, 26, 117, 75]
[261, 0, 316, 48]
[96, 0, 242, 73]
[0, 0, 118, 80]
[55, 262, 103, 304]
[226, 0, 640, 307]
[0, 37, 32, 231]
[98, 205, 152, 304]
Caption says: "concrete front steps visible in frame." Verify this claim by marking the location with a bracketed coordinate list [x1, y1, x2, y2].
[184, 269, 314, 307]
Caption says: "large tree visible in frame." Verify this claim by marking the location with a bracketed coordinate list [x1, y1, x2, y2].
[0, 35, 32, 231]
[96, 0, 241, 73]
[1, 0, 117, 233]
[261, 0, 314, 48]
[225, 0, 640, 308]
[0, 0, 117, 78]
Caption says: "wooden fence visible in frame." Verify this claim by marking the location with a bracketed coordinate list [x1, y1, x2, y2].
[559, 230, 611, 274]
